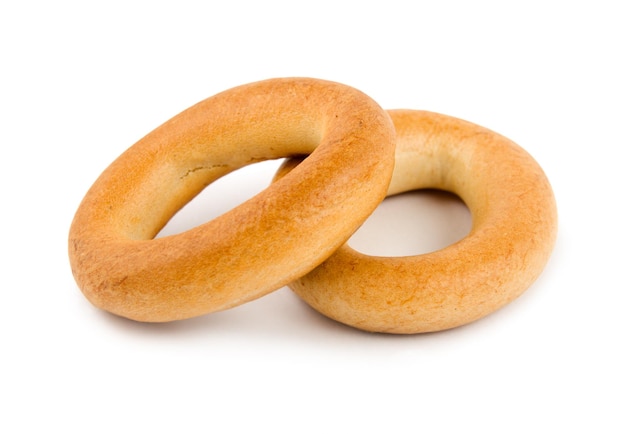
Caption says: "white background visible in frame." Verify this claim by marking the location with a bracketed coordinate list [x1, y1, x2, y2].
[2, 1, 624, 432]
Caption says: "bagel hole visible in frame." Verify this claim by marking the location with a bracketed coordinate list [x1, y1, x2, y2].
[156, 159, 285, 238]
[348, 189, 472, 257]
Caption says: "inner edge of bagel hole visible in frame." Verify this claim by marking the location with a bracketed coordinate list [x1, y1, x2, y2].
[156, 159, 286, 238]
[348, 189, 472, 257]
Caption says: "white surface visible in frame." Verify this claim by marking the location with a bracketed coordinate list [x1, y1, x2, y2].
[2, 1, 624, 432]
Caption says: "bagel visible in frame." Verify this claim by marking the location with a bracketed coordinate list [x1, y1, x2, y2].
[68, 78, 396, 322]
[275, 110, 558, 334]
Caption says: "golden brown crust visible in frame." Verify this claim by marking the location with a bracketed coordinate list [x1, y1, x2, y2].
[276, 110, 558, 334]
[68, 78, 396, 322]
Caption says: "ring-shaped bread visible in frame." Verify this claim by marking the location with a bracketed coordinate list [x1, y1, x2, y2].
[275, 110, 558, 334]
[68, 78, 396, 322]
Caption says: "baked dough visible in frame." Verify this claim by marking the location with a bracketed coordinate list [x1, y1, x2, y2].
[68, 78, 396, 322]
[275, 110, 558, 333]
